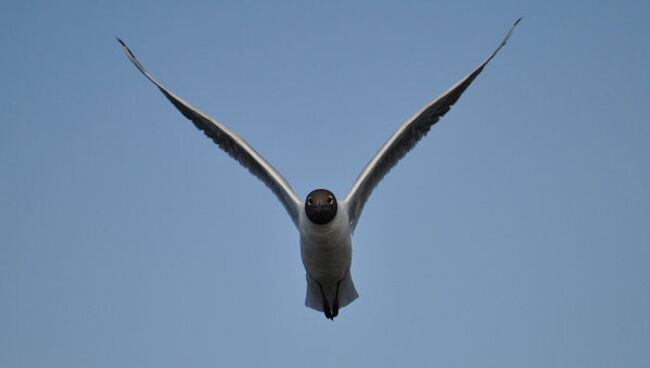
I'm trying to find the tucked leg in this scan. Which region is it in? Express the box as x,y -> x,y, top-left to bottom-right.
332,280 -> 342,318
317,282 -> 334,320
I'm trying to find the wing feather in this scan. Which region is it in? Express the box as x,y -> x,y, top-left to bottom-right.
345,18 -> 521,232
117,38 -> 302,227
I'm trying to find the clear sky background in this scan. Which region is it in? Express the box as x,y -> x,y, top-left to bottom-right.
1,1 -> 649,367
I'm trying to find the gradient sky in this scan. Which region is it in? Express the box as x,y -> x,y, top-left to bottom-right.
2,1 -> 649,367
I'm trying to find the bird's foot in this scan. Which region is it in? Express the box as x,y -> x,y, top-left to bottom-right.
331,280 -> 341,318
323,305 -> 335,320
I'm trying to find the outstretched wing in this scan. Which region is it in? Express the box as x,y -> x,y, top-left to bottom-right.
117,38 -> 302,227
345,18 -> 521,232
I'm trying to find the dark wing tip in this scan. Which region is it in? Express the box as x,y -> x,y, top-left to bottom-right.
486,17 -> 521,63
115,37 -> 150,78
115,37 -> 137,60
501,17 -> 522,47
115,36 -> 131,54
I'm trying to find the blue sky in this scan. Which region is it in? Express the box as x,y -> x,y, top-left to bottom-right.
1,1 -> 649,367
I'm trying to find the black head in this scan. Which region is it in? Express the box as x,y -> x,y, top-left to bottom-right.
305,189 -> 338,225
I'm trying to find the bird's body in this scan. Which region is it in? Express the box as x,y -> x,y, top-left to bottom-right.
299,201 -> 351,291
117,18 -> 520,320
299,199 -> 357,318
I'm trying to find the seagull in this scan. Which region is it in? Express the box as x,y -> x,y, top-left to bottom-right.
117,18 -> 520,320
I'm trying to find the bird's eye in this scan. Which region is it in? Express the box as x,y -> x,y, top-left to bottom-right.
328,196 -> 334,205
307,197 -> 312,206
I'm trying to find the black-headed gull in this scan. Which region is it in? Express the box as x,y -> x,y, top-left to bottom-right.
117,18 -> 520,320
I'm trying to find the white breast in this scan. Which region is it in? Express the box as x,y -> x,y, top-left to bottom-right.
298,201 -> 353,285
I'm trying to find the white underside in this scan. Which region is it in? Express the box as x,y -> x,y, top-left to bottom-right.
298,201 -> 358,311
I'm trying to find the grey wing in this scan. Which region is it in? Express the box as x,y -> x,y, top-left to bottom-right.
345,18 -> 521,232
117,38 -> 302,227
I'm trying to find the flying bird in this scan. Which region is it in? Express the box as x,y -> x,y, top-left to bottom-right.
117,18 -> 520,320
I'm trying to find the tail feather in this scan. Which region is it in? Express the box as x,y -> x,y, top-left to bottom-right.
305,272 -> 358,314
337,271 -> 359,309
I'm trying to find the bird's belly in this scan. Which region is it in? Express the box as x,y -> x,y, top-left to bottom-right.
300,231 -> 352,284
